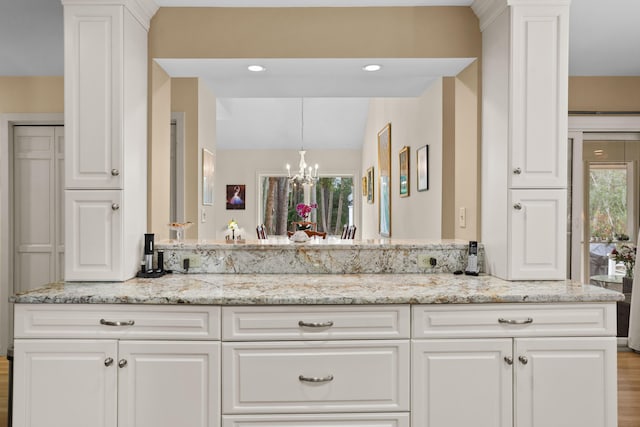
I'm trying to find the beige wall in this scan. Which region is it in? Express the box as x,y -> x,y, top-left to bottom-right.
569,77 -> 640,112
215,148 -> 362,239
149,62 -> 171,239
150,7 -> 481,59
171,78 -> 199,239
361,80 -> 443,240
0,77 -> 63,113
197,81 -> 217,239
442,77 -> 455,238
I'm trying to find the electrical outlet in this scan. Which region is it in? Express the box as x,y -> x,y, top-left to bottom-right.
417,254 -> 434,268
184,255 -> 202,268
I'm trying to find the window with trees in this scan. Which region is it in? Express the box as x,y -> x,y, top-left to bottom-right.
260,176 -> 354,236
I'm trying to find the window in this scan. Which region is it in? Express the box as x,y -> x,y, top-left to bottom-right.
260,175 -> 354,236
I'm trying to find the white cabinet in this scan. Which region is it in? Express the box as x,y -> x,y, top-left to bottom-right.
13,339 -> 118,427
412,304 -> 618,427
412,339 -> 513,427
12,305 -> 221,427
509,189 -> 567,280
63,3 -> 148,281
65,191 -> 122,281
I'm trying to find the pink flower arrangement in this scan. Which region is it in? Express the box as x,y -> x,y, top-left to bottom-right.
610,243 -> 637,278
296,203 -> 317,220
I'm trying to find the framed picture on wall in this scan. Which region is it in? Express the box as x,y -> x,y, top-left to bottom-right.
202,149 -> 214,205
417,145 -> 429,191
399,146 -> 410,197
362,176 -> 368,197
367,167 -> 375,204
378,123 -> 391,237
226,184 -> 246,210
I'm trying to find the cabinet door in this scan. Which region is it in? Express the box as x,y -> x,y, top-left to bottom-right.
514,337 -> 617,427
118,341 -> 220,427
412,339 -> 512,427
12,339 -> 117,427
509,189 -> 567,280
65,190 -> 122,281
64,5 -> 122,189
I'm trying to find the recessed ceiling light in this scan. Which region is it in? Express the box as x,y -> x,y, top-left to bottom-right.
247,65 -> 266,72
362,64 -> 382,72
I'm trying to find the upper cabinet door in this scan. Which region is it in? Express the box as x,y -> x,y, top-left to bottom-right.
64,5 -> 123,189
509,5 -> 569,189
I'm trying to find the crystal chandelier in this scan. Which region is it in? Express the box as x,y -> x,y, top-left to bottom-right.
286,99 -> 318,186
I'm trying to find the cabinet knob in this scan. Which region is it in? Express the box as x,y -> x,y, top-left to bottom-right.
504,356 -> 513,365
104,357 -> 114,367
112,203 -> 120,211
118,359 -> 128,368
513,203 -> 522,210
111,169 -> 120,176
513,167 -> 522,175
518,355 -> 529,365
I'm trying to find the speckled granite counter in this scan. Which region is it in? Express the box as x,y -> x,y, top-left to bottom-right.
155,238 -> 486,274
10,273 -> 624,305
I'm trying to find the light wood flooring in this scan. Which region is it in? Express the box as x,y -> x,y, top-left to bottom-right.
0,352 -> 639,426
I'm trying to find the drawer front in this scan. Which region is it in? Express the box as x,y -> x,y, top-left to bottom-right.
222,341 -> 410,414
412,303 -> 616,338
222,305 -> 410,341
14,304 -> 220,340
222,413 -> 410,427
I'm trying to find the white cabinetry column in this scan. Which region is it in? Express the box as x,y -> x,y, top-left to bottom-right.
63,0 -> 158,281
474,0 -> 570,280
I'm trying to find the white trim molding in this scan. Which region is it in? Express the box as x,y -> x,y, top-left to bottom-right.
61,0 -> 159,30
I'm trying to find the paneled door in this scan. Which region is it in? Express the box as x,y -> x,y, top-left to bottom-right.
13,126 -> 64,292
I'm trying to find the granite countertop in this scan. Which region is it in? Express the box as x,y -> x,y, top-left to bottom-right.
10,273 -> 624,305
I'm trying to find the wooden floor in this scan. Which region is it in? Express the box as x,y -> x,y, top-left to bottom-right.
0,352 -> 639,426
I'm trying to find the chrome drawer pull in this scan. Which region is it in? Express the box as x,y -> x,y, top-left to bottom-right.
100,319 -> 135,327
298,320 -> 334,328
299,374 -> 334,383
498,317 -> 533,325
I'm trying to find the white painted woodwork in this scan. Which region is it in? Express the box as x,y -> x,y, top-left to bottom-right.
480,1 -> 570,280
411,339 -> 513,427
65,190 -> 122,281
222,413 -> 410,427
509,4 -> 569,189
14,304 -> 221,340
222,340 -> 410,414
509,189 -> 567,280
63,3 -> 148,281
118,341 -> 220,427
222,305 -> 410,341
12,339 -> 118,427
13,127 -> 65,293
514,337 -> 617,427
412,303 -> 616,339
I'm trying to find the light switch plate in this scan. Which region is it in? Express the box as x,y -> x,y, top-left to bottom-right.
459,207 -> 466,228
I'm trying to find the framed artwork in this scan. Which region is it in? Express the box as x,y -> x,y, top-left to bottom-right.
226,184 -> 246,210
417,145 -> 429,191
378,123 -> 391,237
367,167 -> 375,204
362,176 -> 368,197
202,149 -> 214,205
399,146 -> 410,197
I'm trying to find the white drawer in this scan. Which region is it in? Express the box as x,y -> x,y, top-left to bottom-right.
222,305 -> 410,341
14,304 -> 220,340
222,413 -> 410,427
222,340 -> 410,414
412,303 -> 616,338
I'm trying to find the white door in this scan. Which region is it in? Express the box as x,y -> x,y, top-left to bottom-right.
509,189 -> 568,280
118,341 -> 220,427
411,339 -> 513,427
13,126 -> 64,292
514,337 -> 617,427
12,339 -> 118,427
